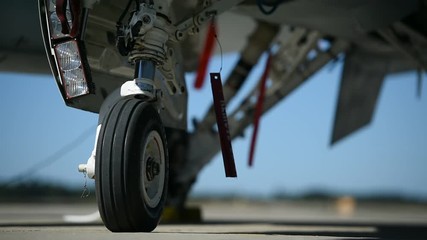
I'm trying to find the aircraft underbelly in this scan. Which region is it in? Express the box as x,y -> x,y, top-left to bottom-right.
236,0 -> 418,40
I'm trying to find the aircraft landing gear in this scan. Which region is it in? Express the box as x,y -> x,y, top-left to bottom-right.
95,98 -> 168,232
90,0 -> 243,231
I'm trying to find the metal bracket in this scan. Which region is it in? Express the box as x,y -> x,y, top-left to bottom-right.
125,4 -> 157,45
174,0 -> 245,41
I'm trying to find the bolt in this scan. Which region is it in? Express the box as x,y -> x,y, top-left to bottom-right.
156,90 -> 163,99
176,31 -> 184,40
146,157 -> 160,181
142,15 -> 151,24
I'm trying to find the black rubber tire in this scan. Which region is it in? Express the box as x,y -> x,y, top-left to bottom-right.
95,98 -> 168,232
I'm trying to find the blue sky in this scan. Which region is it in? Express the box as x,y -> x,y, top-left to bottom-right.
1,53 -> 426,199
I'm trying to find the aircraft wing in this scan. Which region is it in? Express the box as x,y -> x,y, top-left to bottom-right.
0,1 -> 49,74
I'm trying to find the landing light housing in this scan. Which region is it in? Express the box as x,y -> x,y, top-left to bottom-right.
40,0 -> 92,99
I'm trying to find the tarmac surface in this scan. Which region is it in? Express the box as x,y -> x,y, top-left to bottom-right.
1,199 -> 427,239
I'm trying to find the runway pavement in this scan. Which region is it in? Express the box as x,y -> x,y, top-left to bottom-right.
1,199 -> 427,239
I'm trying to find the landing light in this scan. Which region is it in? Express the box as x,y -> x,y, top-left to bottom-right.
55,41 -> 81,71
41,0 -> 92,99
54,40 -> 89,98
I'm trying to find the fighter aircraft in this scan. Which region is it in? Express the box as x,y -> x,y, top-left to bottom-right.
1,0 -> 426,233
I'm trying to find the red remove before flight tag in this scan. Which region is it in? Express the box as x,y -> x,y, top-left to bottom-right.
210,72 -> 237,178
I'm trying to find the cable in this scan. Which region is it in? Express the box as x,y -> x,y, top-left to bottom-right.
214,22 -> 224,74
2,124 -> 96,186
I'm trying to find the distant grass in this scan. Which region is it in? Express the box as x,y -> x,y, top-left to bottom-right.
191,189 -> 427,203
1,181 -> 426,204
0,181 -> 96,203
272,189 -> 427,203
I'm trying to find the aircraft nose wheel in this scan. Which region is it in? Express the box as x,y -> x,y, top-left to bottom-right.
141,131 -> 165,209
95,99 -> 168,232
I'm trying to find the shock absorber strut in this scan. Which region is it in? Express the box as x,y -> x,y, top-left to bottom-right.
133,59 -> 156,99
117,1 -> 172,99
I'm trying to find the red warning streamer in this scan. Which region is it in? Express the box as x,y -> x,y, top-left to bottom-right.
210,72 -> 237,177
56,0 -> 70,35
55,0 -> 81,38
248,53 -> 272,167
195,20 -> 217,89
69,0 -> 82,38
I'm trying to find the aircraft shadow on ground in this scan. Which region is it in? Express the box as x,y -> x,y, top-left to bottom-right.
195,220 -> 427,240
2,220 -> 427,239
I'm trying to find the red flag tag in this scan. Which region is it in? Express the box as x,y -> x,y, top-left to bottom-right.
210,72 -> 237,178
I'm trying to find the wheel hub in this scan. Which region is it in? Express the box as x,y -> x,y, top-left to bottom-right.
146,156 -> 160,181
141,130 -> 165,208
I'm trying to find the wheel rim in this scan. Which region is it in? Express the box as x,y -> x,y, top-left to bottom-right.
140,130 -> 165,208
